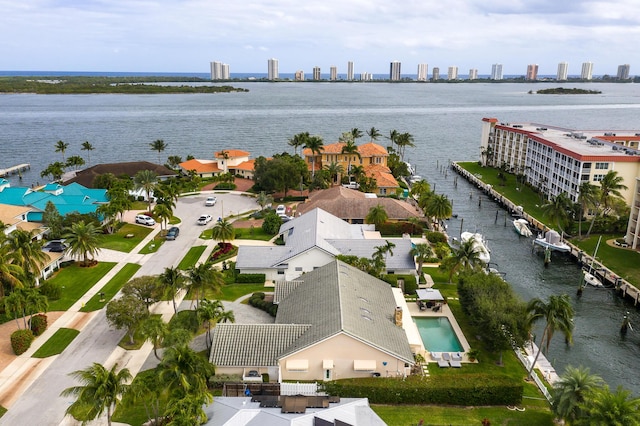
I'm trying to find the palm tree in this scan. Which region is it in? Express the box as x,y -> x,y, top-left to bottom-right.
0,242 -> 25,297
163,392 -> 212,425
387,129 -> 399,153
424,193 -> 452,228
587,170 -> 628,236
196,299 -> 235,351
541,192 -> 573,233
4,289 -> 28,329
65,155 -> 85,171
578,385 -> 640,425
153,203 -> 172,231
303,135 -> 324,178
577,182 -> 600,238
5,229 -> 48,286
256,191 -> 273,211
54,140 -> 69,162
367,127 -> 381,142
40,161 -> 66,181
340,139 -> 361,179
61,362 -> 132,426
81,141 -> 95,166
139,316 -> 168,360
149,139 -> 167,164
365,204 -> 388,229
350,127 -> 363,142
552,365 -> 604,422
158,345 -> 215,398
159,266 -> 185,313
411,243 -> 434,276
288,132 -> 310,155
395,132 -> 415,161
188,262 -> 223,309
167,155 -> 183,169
323,162 -> 345,186
211,218 -> 235,244
63,221 -> 101,266
447,237 -> 484,282
526,294 -> 574,378
134,170 -> 158,212
410,179 -> 431,198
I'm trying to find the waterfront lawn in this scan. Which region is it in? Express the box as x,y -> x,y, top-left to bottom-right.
372,404 -> 553,426
572,234 -> 640,286
99,223 -> 153,253
32,328 -> 80,358
47,262 -> 117,311
177,245 -> 207,270
80,263 -> 141,312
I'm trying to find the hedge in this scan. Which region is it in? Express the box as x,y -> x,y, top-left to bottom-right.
248,292 -> 277,317
382,274 -> 417,295
377,222 -> 424,236
11,329 -> 35,355
321,374 -> 522,406
235,273 -> 266,283
30,314 -> 48,336
425,231 -> 448,244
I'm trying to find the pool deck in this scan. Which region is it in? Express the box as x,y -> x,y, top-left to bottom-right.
392,288 -> 472,364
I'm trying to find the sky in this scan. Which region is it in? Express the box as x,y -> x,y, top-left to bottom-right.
2,0 -> 639,76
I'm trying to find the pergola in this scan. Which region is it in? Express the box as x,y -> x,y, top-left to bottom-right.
416,288 -> 444,301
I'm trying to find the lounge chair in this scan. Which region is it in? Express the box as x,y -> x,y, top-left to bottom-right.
449,360 -> 462,368
437,359 -> 450,368
451,352 -> 462,361
430,352 -> 441,361
442,352 -> 451,362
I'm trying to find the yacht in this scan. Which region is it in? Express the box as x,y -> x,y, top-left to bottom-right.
513,218 -> 533,237
533,230 -> 571,252
460,232 -> 491,264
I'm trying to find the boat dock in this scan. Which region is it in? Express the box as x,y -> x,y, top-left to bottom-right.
451,161 -> 640,307
0,163 -> 30,177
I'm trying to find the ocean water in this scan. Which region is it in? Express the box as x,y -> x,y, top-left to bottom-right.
1,81 -> 640,393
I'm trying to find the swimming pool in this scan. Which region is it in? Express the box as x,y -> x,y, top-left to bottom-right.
413,317 -> 464,352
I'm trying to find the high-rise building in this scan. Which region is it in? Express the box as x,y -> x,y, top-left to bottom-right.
557,62 -> 569,81
491,64 -> 503,80
313,66 -> 321,81
432,67 -> 440,81
210,61 -> 223,80
447,66 -> 458,80
330,66 -> 337,81
267,58 -> 279,81
347,61 -> 354,81
294,70 -> 305,81
417,63 -> 428,81
581,62 -> 594,80
617,64 -> 631,80
360,72 -> 373,81
389,61 -> 401,81
221,63 -> 230,80
526,64 -> 539,80
468,68 -> 478,80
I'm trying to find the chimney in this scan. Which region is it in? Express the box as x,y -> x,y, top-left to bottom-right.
394,306 -> 403,327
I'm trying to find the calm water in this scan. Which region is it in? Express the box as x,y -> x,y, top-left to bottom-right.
414,317 -> 464,353
1,82 -> 640,393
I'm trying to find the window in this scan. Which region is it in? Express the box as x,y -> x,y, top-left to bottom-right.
595,162 -> 609,170
295,267 -> 303,272
582,163 -> 592,169
593,174 -> 605,182
277,269 -> 285,275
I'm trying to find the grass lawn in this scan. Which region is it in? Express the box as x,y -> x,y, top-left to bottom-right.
219,283 -> 267,301
117,314 -> 161,350
571,234 -> 640,286
112,369 -> 167,426
32,328 -> 80,358
177,245 -> 207,270
233,226 -> 273,241
98,223 -> 153,253
47,262 -> 117,311
138,234 -> 165,254
372,404 -> 553,425
0,405 -> 6,418
80,263 -> 141,312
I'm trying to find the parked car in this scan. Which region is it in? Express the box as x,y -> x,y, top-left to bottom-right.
44,240 -> 67,252
275,204 -> 286,215
166,226 -> 180,240
205,196 -> 217,206
279,214 -> 292,223
197,214 -> 213,225
246,370 -> 260,377
135,214 -> 156,226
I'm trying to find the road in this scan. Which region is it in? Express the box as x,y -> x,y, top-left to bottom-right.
0,192 -> 259,426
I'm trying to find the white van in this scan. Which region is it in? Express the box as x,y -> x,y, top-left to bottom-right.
135,214 -> 156,226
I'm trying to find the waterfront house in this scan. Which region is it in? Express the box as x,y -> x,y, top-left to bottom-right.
63,161 -> 177,188
179,149 -> 257,179
235,207 -> 416,281
209,260 -> 414,382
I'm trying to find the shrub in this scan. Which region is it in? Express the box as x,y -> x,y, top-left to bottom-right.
425,231 -> 447,244
169,310 -> 200,333
215,182 -> 236,190
248,292 -> 277,317
11,329 -> 35,355
210,242 -> 238,262
382,275 -> 417,295
262,212 -> 281,235
30,314 -> 48,336
377,221 -> 424,236
209,374 -> 242,388
39,280 -> 62,300
235,274 -> 266,283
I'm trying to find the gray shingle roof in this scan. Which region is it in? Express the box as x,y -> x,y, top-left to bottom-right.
327,238 -> 416,271
209,324 -> 311,366
273,280 -> 303,304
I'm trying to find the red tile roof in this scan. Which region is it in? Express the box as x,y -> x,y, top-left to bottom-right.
215,149 -> 250,158
179,159 -> 221,173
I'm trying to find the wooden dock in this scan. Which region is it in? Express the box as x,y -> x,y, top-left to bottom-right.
0,163 -> 30,177
450,161 -> 640,307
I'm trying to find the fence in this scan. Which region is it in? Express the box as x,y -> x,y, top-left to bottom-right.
280,382 -> 319,396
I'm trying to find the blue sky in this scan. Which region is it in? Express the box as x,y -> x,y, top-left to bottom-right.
2,0 -> 639,75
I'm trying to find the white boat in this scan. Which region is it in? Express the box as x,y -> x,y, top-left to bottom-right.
583,270 -> 604,288
513,218 -> 533,237
533,230 -> 571,252
461,232 -> 490,264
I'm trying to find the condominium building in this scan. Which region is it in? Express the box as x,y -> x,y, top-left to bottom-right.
313,66 -> 321,81
627,178 -> 640,249
294,70 -> 305,81
617,64 -> 631,80
479,118 -> 640,208
360,72 -> 373,81
491,64 -> 503,80
526,64 -> 539,80
432,67 -> 440,81
267,58 -> 279,81
389,61 -> 401,81
330,66 -> 337,81
581,62 -> 594,80
210,61 -> 227,80
557,62 -> 569,81
468,68 -> 478,80
221,64 -> 230,80
347,61 -> 354,81
417,63 -> 428,81
447,66 -> 458,80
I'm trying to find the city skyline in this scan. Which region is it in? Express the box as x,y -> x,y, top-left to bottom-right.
1,1 -> 639,75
